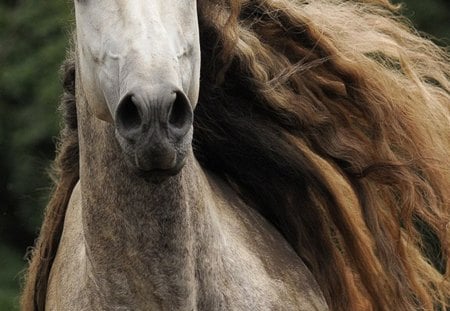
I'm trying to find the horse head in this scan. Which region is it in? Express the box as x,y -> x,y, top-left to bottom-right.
74,0 -> 201,177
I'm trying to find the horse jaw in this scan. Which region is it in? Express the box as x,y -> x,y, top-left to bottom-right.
74,0 -> 201,123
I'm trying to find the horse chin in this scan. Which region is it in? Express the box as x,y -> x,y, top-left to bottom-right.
140,169 -> 183,184
134,159 -> 186,184
121,148 -> 188,183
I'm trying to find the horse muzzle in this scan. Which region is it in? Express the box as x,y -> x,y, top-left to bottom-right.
114,85 -> 193,177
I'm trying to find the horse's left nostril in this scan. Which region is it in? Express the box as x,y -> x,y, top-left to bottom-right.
116,94 -> 142,133
168,92 -> 193,132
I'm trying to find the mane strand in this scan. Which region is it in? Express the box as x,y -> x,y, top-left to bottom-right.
20,58 -> 79,311
195,0 -> 450,310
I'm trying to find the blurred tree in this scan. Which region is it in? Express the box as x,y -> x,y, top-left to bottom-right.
395,0 -> 450,44
0,1 -> 71,249
0,1 -> 71,307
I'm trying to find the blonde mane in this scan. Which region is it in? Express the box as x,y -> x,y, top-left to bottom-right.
22,0 -> 449,310
196,0 -> 450,309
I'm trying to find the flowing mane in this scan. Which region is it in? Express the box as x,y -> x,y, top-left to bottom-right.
22,0 -> 449,310
21,56 -> 79,311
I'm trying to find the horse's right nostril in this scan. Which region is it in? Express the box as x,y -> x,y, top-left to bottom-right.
116,94 -> 142,133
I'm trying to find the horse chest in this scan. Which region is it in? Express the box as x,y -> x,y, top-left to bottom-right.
46,182 -> 327,311
48,237 -> 327,311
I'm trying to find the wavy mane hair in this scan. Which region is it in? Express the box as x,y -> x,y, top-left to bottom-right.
22,0 -> 450,310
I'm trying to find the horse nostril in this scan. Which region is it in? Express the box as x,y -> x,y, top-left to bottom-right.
168,92 -> 193,131
116,89 -> 192,142
116,94 -> 142,132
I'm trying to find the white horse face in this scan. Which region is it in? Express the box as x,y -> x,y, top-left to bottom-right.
74,0 -> 200,177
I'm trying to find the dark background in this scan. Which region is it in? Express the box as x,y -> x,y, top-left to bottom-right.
0,0 -> 448,309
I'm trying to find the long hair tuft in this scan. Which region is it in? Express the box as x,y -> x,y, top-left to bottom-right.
20,54 -> 79,311
194,0 -> 450,310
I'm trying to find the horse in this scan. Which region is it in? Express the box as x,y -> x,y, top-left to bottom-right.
21,0 -> 450,310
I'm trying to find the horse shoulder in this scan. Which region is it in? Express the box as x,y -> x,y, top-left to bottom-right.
205,174 -> 329,311
46,181 -> 90,310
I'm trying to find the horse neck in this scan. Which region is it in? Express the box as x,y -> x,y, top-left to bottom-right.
76,95 -> 213,308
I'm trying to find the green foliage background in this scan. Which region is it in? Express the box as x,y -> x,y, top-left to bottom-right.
0,0 -> 448,309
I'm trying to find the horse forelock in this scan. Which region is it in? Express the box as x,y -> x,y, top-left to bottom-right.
22,0 -> 450,310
